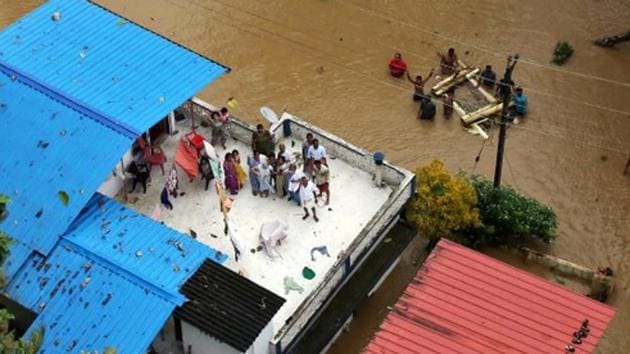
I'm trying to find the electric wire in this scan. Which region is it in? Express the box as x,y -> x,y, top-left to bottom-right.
160,0 -> 629,156
337,0 -> 630,89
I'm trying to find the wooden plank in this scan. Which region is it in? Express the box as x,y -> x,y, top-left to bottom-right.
453,101 -> 466,118
462,102 -> 503,125
434,68 -> 480,96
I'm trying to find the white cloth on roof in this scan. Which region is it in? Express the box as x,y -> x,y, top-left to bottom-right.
260,220 -> 289,259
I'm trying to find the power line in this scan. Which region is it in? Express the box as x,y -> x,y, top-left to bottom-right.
198,0 -> 630,117
160,0 -> 628,156
336,0 -> 630,89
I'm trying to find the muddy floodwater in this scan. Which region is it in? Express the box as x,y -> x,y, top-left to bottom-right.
2,0 -> 629,352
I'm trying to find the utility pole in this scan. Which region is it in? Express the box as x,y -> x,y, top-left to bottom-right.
493,54 -> 519,188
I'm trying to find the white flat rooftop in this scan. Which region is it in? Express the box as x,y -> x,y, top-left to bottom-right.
122,125 -> 393,335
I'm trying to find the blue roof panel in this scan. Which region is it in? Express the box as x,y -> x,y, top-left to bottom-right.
0,0 -> 228,133
64,194 -> 228,294
1,240 -> 33,280
9,242 -> 175,353
0,72 -> 131,255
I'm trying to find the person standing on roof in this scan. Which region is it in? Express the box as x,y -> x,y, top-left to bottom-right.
299,176 -> 320,222
210,108 -> 229,149
302,133 -> 314,162
313,160 -> 330,205
389,52 -> 408,77
406,68 -> 434,101
438,48 -> 458,74
252,124 -> 274,157
307,139 -> 327,174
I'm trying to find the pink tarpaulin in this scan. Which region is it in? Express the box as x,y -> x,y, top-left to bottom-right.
175,139 -> 199,180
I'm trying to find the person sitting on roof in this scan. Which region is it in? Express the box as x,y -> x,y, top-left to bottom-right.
479,65 -> 497,88
389,52 -> 408,77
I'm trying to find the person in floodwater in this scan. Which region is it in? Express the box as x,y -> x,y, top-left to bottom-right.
512,87 -> 528,117
438,48 -> 458,75
389,52 -> 408,77
418,96 -> 436,120
480,65 -> 497,88
443,88 -> 454,119
406,68 -> 434,101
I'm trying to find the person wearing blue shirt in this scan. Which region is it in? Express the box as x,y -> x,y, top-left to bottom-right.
513,87 -> 528,116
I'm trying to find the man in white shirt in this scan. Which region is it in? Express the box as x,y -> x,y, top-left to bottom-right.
298,176 -> 320,222
306,139 -> 327,175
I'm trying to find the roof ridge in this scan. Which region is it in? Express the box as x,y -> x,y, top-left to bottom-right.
0,60 -> 138,139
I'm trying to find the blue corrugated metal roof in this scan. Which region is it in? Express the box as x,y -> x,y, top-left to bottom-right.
0,71 -> 131,255
10,241 -> 176,353
64,194 -> 228,294
0,0 -> 228,134
2,240 -> 33,280
6,194 -> 227,353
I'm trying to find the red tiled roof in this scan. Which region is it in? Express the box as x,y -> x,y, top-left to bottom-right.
364,239 -> 616,354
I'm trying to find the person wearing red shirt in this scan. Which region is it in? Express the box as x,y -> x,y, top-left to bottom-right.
389,52 -> 407,77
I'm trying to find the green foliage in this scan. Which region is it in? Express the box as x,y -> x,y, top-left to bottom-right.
406,160 -> 481,240
0,197 -> 44,354
463,175 -> 557,247
552,41 -> 574,65
57,191 -> 70,206
0,309 -> 43,354
0,194 -> 9,221
0,231 -> 12,268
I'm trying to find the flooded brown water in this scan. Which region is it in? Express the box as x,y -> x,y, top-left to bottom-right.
2,0 -> 629,352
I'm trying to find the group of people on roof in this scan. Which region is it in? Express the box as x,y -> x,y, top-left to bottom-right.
247,125 -> 330,222
124,106 -> 331,223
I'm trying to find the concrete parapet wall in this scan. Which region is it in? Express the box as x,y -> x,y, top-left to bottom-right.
187,99 -> 415,353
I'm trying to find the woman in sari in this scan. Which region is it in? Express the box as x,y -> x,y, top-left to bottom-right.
223,153 -> 239,195
248,151 -> 262,196
232,149 -> 247,188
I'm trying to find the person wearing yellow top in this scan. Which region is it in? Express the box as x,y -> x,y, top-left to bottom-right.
232,149 -> 247,188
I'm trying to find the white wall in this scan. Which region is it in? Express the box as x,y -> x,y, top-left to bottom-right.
248,321 -> 273,354
181,321 -> 274,354
182,321 -> 240,354
97,148 -> 133,198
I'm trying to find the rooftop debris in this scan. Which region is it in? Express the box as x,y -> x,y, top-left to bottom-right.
283,276 -> 304,295
302,267 -> 316,280
58,191 -> 70,206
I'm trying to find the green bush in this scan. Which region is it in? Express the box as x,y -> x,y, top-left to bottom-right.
552,41 -> 574,65
0,196 -> 43,353
462,175 -> 557,248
